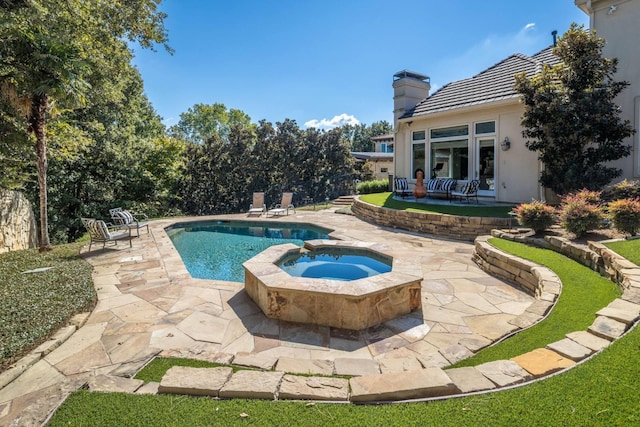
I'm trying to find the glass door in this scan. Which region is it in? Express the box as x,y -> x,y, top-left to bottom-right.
475,138 -> 495,196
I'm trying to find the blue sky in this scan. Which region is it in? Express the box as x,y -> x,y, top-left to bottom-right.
132,0 -> 588,130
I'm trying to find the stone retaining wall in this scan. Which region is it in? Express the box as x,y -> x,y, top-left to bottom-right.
489,229 -> 639,290
473,235 -> 561,300
351,197 -> 511,241
0,189 -> 38,253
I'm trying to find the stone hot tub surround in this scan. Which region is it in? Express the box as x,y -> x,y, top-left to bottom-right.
243,240 -> 423,330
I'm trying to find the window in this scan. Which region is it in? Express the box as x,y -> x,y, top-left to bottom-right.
475,121 -> 495,135
381,167 -> 388,173
380,143 -> 387,152
430,125 -> 468,139
412,143 -> 426,178
412,130 -> 426,177
430,140 -> 468,180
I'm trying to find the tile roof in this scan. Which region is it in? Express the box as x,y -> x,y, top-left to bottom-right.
351,152 -> 394,161
402,46 -> 561,119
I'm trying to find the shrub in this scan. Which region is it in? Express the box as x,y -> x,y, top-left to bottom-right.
512,200 -> 556,233
603,179 -> 640,201
569,188 -> 602,204
608,198 -> 640,236
357,179 -> 389,194
558,191 -> 604,238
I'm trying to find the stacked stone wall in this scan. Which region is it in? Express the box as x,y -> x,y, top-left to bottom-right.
352,198 -> 511,241
0,189 -> 38,253
489,229 -> 638,289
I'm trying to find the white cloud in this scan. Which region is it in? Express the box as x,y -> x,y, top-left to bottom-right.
431,23 -> 546,89
304,113 -> 360,129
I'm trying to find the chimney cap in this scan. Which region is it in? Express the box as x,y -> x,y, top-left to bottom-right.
394,70 -> 430,83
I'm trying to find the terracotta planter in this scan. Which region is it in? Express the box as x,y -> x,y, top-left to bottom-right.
413,170 -> 426,199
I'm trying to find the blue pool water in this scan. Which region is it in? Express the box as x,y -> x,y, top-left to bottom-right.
166,221 -> 331,282
278,249 -> 392,281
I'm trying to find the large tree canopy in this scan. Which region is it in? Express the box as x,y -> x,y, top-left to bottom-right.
169,103 -> 253,144
0,0 -> 170,250
514,23 -> 635,195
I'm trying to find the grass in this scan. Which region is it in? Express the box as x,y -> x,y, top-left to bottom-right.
4,222 -> 636,424
359,192 -> 514,217
135,358 -> 253,383
450,238 -> 620,367
605,238 -> 640,265
0,242 -> 96,369
47,323 -> 640,426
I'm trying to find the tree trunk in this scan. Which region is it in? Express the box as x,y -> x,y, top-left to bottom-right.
31,93 -> 52,252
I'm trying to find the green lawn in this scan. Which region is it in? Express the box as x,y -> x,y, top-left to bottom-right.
45,237 -> 639,426
605,238 -> 640,265
359,192 -> 514,217
47,324 -> 640,426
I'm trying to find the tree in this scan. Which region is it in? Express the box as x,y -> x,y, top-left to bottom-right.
169,103 -> 252,144
0,0 -> 170,250
514,23 -> 635,195
338,120 -> 393,152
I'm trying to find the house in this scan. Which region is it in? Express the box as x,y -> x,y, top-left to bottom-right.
392,0 -> 640,203
372,133 -> 394,153
352,133 -> 395,181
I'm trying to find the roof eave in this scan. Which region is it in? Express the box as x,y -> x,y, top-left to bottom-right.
400,97 -> 522,122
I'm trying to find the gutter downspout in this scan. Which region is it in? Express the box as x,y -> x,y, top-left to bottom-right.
586,0 -> 595,28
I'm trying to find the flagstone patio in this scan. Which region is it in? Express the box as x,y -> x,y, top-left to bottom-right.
0,209 -> 541,423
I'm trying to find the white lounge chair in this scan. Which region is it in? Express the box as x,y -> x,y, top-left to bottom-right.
247,192 -> 266,216
267,192 -> 295,217
81,217 -> 132,252
109,207 -> 149,236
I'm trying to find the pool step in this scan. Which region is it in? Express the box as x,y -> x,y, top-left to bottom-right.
333,195 -> 356,206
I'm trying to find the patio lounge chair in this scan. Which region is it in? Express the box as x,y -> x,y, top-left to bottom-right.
267,192 -> 295,217
451,179 -> 480,204
81,217 -> 132,252
394,177 -> 410,198
109,207 -> 149,237
247,192 -> 266,216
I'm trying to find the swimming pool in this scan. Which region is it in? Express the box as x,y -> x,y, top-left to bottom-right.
278,248 -> 392,281
166,220 -> 331,282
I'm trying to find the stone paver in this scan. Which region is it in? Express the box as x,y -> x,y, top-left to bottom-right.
565,331 -> 611,352
333,358 -> 380,376
219,370 -> 284,400
596,299 -> 640,324
445,367 -> 496,393
511,348 -> 575,378
3,210 -> 631,423
158,366 -> 232,397
274,357 -> 334,376
546,338 -> 593,361
475,360 -> 532,387
350,368 -> 458,402
278,375 -> 349,401
377,357 -> 423,373
88,375 -> 144,393
588,316 -> 628,341
232,352 -> 278,370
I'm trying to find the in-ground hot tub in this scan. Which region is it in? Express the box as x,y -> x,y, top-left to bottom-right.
278,246 -> 392,280
243,240 -> 423,330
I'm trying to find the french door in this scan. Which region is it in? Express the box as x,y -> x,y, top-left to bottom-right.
475,138 -> 495,196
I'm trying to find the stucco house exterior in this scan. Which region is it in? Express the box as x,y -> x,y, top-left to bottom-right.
352,133 -> 394,181
392,0 -> 639,203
